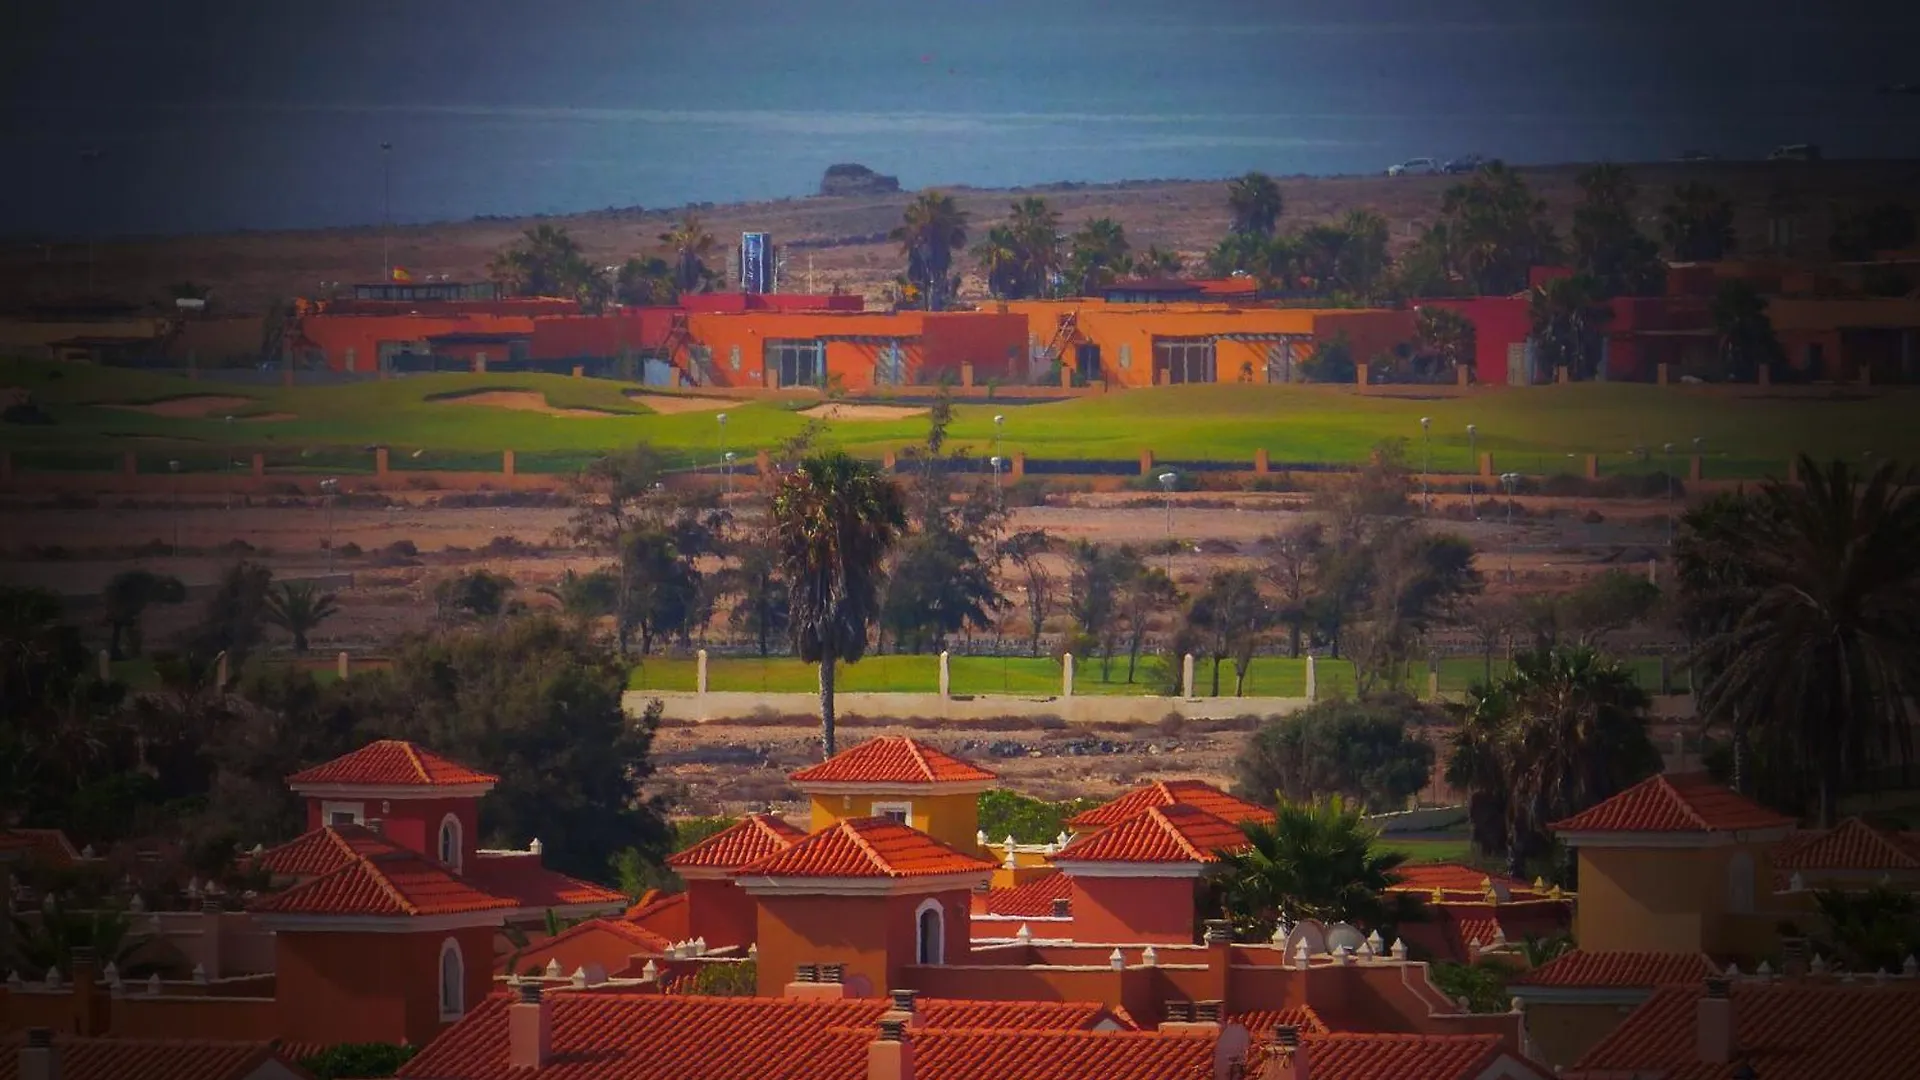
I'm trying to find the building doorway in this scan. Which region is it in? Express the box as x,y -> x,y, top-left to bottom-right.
1153,337 -> 1217,384
1074,343 -> 1102,383
766,339 -> 825,388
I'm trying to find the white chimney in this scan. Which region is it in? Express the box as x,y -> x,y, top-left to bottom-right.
869,1018 -> 914,1080
19,1028 -> 58,1080
509,982 -> 552,1069
1697,977 -> 1736,1064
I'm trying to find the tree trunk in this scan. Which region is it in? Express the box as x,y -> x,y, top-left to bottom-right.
818,655 -> 838,758
1126,636 -> 1142,683
1730,721 -> 1750,796
1210,656 -> 1222,697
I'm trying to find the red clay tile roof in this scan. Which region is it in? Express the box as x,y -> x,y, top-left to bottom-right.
1572,982 -> 1920,1080
0,828 -> 80,866
1281,1033 -> 1544,1080
468,853 -> 628,909
623,891 -> 690,941
397,993 -> 1156,1080
666,814 -> 807,870
1231,1005 -> 1330,1039
0,1036 -> 307,1080
1053,804 -> 1252,864
1550,773 -> 1796,834
1513,949 -> 1720,989
502,918 -> 674,977
1389,863 -> 1541,897
256,824 -> 401,877
1771,818 -> 1920,872
982,871 -> 1074,917
287,739 -> 498,788
252,845 -> 515,918
738,817 -> 994,879
1067,780 -> 1275,831
788,736 -> 997,786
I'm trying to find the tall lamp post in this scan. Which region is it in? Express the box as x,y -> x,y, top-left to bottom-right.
715,412 -> 728,476
992,413 -> 1006,461
990,455 -> 1003,506
1663,442 -> 1677,546
319,478 -> 340,573
1419,416 -> 1432,515
380,142 -> 394,282
1465,424 -> 1479,519
1158,471 -> 1178,577
722,451 -> 736,497
1500,472 -> 1520,582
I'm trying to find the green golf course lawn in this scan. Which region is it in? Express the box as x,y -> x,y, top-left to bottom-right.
627,654 -> 1688,698
5,358 -> 1916,477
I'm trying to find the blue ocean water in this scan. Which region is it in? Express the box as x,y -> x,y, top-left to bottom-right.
2,0 -> 1915,237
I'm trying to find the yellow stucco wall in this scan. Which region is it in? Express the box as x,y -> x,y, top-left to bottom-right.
1524,1001 -> 1645,1069
1574,843 -> 1780,956
807,790 -> 982,853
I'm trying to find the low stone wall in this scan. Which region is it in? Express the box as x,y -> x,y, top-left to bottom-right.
1363,804 -> 1469,834
622,689 -> 1313,724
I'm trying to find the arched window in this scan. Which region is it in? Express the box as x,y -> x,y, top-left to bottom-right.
915,898 -> 944,966
1727,850 -> 1755,914
438,938 -> 465,1020
438,814 -> 462,872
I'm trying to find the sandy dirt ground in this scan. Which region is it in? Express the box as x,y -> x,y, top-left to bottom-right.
436,390 -> 617,417
627,393 -> 735,414
799,403 -> 929,421
101,395 -> 256,418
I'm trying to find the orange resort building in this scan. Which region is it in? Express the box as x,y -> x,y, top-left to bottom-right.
6,741 -> 1919,1079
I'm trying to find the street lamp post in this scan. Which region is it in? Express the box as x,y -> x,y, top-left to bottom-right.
722,451 -> 736,497
990,455 -> 1003,506
380,142 -> 394,282
716,412 -> 728,478
1500,472 -> 1520,582
1419,416 -> 1432,515
1466,424 -> 1479,519
992,413 -> 1006,465
1663,442 -> 1677,546
1158,471 -> 1177,577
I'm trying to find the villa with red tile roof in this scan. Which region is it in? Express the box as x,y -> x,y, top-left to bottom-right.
1768,816 -> 1920,890
790,737 -> 998,855
1049,803 -> 1253,944
1065,779 -> 1275,834
0,1030 -> 313,1080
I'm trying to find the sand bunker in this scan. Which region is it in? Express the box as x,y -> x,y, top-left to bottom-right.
437,391 -> 617,418
104,395 -> 256,418
626,393 -> 737,415
800,403 -> 928,421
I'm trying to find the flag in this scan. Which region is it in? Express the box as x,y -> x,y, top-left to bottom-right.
391,267 -> 411,282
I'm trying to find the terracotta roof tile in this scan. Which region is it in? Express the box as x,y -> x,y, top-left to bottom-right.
666,814 -> 807,870
1513,949 -> 1720,988
503,918 -> 674,977
468,853 -> 627,909
0,1036 -> 305,1080
252,846 -> 515,918
1279,1032 -> 1540,1080
397,993 -> 1158,1080
1389,863 -> 1541,898
738,817 -> 994,879
1053,804 -> 1252,864
0,828 -> 80,866
287,740 -> 498,789
1550,773 -> 1796,834
982,871 -> 1074,917
1067,780 -> 1275,831
788,736 -> 996,786
1572,982 -> 1920,1080
256,824 -> 401,878
1231,1005 -> 1330,1039
1771,818 -> 1920,872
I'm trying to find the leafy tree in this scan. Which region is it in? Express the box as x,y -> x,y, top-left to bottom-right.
298,1044 -> 417,1080
263,579 -> 340,653
1812,885 -> 1919,972
1527,275 -> 1611,381
1298,331 -> 1355,384
672,816 -> 739,851
102,569 -> 185,660
538,567 -> 620,625
565,445 -> 672,651
1001,530 -> 1055,657
977,790 -> 1101,845
184,561 -> 275,668
1412,306 -> 1476,382
1425,162 -> 1561,296
1211,795 -> 1415,941
1227,172 -> 1284,238
1710,279 -> 1785,382
722,542 -> 790,657
659,214 -> 719,294
1570,164 -> 1665,298
614,255 -> 679,306
487,224 -> 603,305
1429,962 -> 1511,1013
881,397 -> 1008,653
1066,541 -> 1130,669
1116,556 -> 1178,683
1554,569 -> 1661,648
773,452 -> 907,756
1186,569 -> 1271,696
1446,646 -> 1661,875
689,959 -> 758,996
433,569 -> 516,621
1660,182 -> 1737,261
1238,697 -> 1438,811
1261,523 -> 1326,657
892,191 -> 969,310
1830,202 -> 1917,262
1067,217 -> 1131,296
1332,210 -> 1392,301
1687,457 -> 1920,825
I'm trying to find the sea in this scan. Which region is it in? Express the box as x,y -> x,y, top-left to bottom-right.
2,0 -> 1915,238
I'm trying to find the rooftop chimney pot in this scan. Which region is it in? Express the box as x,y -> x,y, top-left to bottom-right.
878,1019 -> 907,1042
20,1028 -> 57,1080
1697,979 -> 1737,1064
1274,1024 -> 1300,1048
26,1029 -> 52,1049
508,977 -> 552,1069
1165,1000 -> 1194,1022
1050,898 -> 1070,918
796,964 -> 819,984
888,989 -> 917,1014
820,963 -> 845,984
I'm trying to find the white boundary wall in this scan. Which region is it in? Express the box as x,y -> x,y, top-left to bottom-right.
622,690 -> 1315,724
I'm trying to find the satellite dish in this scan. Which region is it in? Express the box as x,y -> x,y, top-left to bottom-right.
1282,920 -> 1327,958
1325,922 -> 1366,956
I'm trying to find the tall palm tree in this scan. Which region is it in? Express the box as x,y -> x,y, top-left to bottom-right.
1334,210 -> 1392,300
1212,795 -> 1413,940
488,224 -> 589,297
1297,224 -> 1350,295
891,192 -> 970,310
972,225 -> 1024,300
1068,217 -> 1131,296
658,215 -> 717,295
262,580 -> 340,654
1446,646 -> 1661,876
1008,196 -> 1063,296
1710,279 -> 1785,382
1413,306 -> 1476,381
1527,275 -> 1611,381
102,570 -> 185,660
1689,457 -> 1920,826
1227,172 -> 1284,238
771,452 -> 906,756
538,567 -> 619,625
1660,182 -> 1738,262
1136,245 -> 1184,277
1206,231 -> 1269,278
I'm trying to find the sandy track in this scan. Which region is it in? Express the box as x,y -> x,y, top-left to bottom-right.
800,403 -> 927,421
435,390 -> 617,417
627,393 -> 736,414
102,395 -> 256,418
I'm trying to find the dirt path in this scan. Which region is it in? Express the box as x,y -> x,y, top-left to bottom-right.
799,403 -> 927,421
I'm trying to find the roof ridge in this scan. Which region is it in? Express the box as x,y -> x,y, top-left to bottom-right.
901,737 -> 934,782
1661,773 -> 1715,831
352,846 -> 421,915
1155,806 -> 1210,861
844,818 -> 896,874
399,740 -> 429,784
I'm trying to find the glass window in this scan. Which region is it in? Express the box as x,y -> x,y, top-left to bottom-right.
438,815 -> 462,871
916,902 -> 944,965
1154,337 -> 1217,384
439,939 -> 465,1019
765,339 -> 825,387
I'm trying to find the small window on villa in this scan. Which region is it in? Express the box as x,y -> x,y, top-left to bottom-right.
323,801 -> 364,827
438,814 -> 463,872
872,801 -> 912,825
329,812 -> 355,826
915,899 -> 945,966
1727,851 -> 1755,914
439,938 -> 465,1020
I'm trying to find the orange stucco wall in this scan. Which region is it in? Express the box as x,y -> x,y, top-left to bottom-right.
1066,875 -> 1202,944
1573,843 -> 1778,957
687,878 -> 759,950
275,926 -> 495,1048
753,889 -> 972,998
303,795 -> 481,869
682,311 -> 1025,390
1523,1000 -> 1645,1069
502,923 -> 661,980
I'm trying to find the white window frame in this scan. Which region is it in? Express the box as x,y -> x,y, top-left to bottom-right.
914,898 -> 945,966
438,937 -> 465,1020
871,801 -> 913,825
438,813 -> 463,872
322,801 -> 365,826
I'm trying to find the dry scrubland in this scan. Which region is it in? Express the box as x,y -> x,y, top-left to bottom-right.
9,160 -> 1919,311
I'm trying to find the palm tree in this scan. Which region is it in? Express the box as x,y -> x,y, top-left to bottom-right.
1008,196 -> 1064,297
1206,232 -> 1269,278
1227,172 -> 1284,238
972,225 -> 1024,300
615,256 -> 679,306
1334,210 -> 1392,300
1212,795 -> 1413,941
891,192 -> 969,310
4,898 -> 155,977
1067,218 -> 1131,296
262,580 -> 340,653
538,567 -> 619,625
1413,306 -> 1477,381
488,224 -> 588,297
1297,224 -> 1350,295
1527,275 -> 1611,381
771,452 -> 906,756
658,215 -> 717,295
101,570 -> 186,660
1710,279 -> 1785,382
1136,246 -> 1184,277
1661,182 -> 1738,262
1688,457 -> 1920,826
1446,646 -> 1661,876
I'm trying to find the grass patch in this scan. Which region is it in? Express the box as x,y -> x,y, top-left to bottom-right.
1377,836 -> 1481,866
